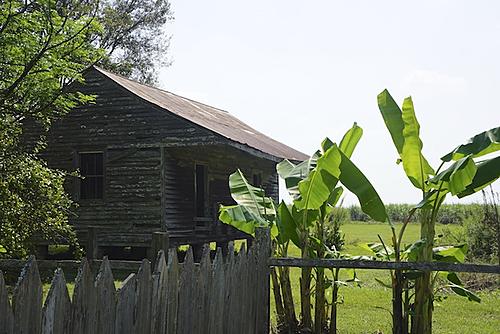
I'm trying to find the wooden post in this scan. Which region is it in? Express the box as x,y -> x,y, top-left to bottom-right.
255,227 -> 271,334
86,227 -> 97,261
150,232 -> 170,265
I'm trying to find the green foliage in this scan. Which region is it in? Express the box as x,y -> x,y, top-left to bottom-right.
96,0 -> 174,84
464,188 -> 499,262
349,203 -> 484,225
377,89 -> 499,333
0,152 -> 77,258
0,0 -> 105,258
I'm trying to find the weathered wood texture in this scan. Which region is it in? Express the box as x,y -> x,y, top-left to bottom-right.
269,258 -> 500,273
23,68 -> 280,249
2,229 -> 272,333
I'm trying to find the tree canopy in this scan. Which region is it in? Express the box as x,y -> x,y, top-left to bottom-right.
0,0 -> 173,257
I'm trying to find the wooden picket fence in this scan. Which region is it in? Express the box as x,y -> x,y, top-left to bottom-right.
0,229 -> 271,334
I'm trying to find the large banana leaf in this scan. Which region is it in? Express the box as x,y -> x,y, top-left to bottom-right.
428,156 -> 477,195
337,149 -> 389,223
441,126 -> 500,162
339,122 -> 363,159
378,90 -> 434,190
295,145 -> 342,210
400,97 -> 435,189
377,89 -> 405,154
277,201 -> 301,247
276,151 -> 320,200
457,156 -> 500,198
219,204 -> 266,235
228,169 -> 275,217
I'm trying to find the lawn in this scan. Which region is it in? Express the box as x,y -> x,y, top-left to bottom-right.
270,222 -> 500,333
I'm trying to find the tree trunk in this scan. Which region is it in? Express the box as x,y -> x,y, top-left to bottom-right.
392,270 -> 404,334
279,266 -> 298,331
314,267 -> 326,333
329,269 -> 340,334
413,209 -> 434,334
271,267 -> 287,329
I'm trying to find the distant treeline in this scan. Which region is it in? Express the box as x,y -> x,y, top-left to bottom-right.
347,203 -> 484,225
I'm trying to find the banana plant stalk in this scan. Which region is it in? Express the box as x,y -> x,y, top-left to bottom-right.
378,89 -> 500,333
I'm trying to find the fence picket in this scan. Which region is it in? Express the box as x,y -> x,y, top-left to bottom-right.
208,247 -> 224,334
42,268 -> 71,334
166,248 -> 179,334
151,250 -> 168,334
12,256 -> 42,334
194,245 -> 211,334
135,259 -> 152,334
178,247 -> 195,334
0,271 -> 14,334
71,258 -> 96,334
95,257 -> 116,334
223,242 -> 235,334
115,273 -> 136,334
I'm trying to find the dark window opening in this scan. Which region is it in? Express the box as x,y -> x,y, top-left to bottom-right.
80,152 -> 104,199
195,164 -> 208,217
253,172 -> 262,187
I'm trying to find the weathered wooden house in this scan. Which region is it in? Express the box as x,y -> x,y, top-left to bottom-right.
30,66 -> 307,257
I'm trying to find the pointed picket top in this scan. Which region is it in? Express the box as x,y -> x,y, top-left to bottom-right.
239,242 -> 247,257
208,247 -> 225,334
71,257 -> 96,334
13,256 -> 42,334
95,256 -> 116,334
200,245 -> 211,270
154,249 -> 167,274
167,248 -> 179,269
228,241 -> 235,260
115,273 -> 136,334
178,247 -> 195,334
0,271 -> 14,334
42,268 -> 71,334
166,248 -> 179,334
135,259 -> 152,334
152,250 -> 168,334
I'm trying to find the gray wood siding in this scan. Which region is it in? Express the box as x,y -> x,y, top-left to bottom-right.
22,69 -> 281,247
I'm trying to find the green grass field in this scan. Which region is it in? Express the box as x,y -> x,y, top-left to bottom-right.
271,222 -> 500,333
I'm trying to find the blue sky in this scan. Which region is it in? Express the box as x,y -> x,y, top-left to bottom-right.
159,0 -> 499,204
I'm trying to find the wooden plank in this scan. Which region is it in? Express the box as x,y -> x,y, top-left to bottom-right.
151,250 -> 168,334
238,243 -> 249,334
255,228 -> 271,334
115,273 -> 136,334
194,245 -> 211,334
269,258 -> 500,273
135,259 -> 152,334
71,258 -> 96,334
12,256 -> 42,334
0,271 -> 14,334
95,257 -> 117,334
208,247 -> 224,334
166,249 -> 179,334
246,244 -> 257,334
177,247 -> 195,334
0,258 -> 142,273
222,243 -> 234,334
42,269 -> 71,334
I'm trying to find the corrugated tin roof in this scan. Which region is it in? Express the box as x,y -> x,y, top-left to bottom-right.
94,66 -> 308,162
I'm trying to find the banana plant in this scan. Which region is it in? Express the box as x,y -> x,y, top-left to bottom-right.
377,89 -> 500,334
277,123 -> 388,332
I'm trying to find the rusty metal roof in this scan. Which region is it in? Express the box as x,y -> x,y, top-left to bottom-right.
94,67 -> 308,162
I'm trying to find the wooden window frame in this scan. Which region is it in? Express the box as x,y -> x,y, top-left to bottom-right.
78,151 -> 105,201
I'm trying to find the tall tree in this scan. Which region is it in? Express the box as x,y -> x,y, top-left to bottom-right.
96,0 -> 174,84
0,0 -> 173,257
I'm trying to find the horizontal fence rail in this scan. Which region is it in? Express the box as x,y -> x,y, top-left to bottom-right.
269,258 -> 500,274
